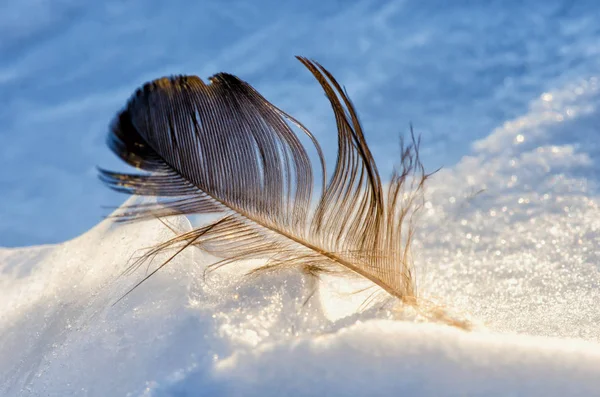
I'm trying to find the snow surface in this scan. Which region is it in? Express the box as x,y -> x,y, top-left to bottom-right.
2,75 -> 600,396
3,0 -> 600,395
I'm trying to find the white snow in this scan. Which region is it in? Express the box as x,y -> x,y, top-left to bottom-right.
3,1 -> 600,394
2,75 -> 600,396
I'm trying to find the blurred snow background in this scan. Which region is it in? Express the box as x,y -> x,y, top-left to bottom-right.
2,0 -> 600,247
2,0 -> 600,396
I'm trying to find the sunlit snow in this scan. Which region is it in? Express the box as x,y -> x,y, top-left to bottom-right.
2,1 -> 600,396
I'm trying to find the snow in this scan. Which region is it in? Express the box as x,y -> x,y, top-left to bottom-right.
415,76 -> 600,341
211,322 -> 600,397
2,76 -> 600,396
3,0 -> 600,395
4,0 -> 600,247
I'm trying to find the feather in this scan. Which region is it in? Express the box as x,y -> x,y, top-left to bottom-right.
99,56 -> 431,313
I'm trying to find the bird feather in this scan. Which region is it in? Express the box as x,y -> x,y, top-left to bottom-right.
99,56 -> 431,311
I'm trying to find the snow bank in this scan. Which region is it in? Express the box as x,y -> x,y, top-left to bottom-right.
3,206 -> 600,397
208,321 -> 600,397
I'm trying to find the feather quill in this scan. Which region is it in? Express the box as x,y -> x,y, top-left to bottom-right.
99,56 -> 432,314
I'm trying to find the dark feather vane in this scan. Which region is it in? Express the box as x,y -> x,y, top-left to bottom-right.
99,56 -> 431,310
